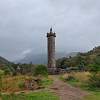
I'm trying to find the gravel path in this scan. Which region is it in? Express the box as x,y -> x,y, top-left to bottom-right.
50,76 -> 88,100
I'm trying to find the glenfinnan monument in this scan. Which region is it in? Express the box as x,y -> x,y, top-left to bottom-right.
47,28 -> 57,74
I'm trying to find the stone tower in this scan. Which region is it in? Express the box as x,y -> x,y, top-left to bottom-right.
47,28 -> 56,74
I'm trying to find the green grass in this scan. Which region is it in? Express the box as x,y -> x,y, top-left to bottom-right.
67,79 -> 79,86
60,75 -> 80,87
84,92 -> 100,100
1,91 -> 59,100
40,78 -> 53,88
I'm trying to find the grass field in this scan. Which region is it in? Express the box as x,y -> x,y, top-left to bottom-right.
1,91 -> 59,100
1,75 -> 53,92
1,75 -> 32,92
0,75 -> 57,100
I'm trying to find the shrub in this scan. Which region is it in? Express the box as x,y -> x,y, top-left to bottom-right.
89,72 -> 100,88
18,81 -> 25,89
4,69 -> 11,75
66,76 -> 75,81
65,75 -> 79,82
88,64 -> 100,73
0,70 -> 4,76
33,65 -> 48,77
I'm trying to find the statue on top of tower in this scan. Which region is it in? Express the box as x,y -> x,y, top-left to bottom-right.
50,27 -> 52,33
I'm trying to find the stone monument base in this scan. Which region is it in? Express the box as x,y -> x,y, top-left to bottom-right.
48,67 -> 58,75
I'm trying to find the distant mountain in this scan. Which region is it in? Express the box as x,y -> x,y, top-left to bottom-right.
0,56 -> 10,65
0,56 -> 10,70
0,56 -> 16,75
16,53 -> 47,64
15,52 -> 78,64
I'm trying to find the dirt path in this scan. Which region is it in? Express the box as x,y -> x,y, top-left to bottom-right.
49,75 -> 88,100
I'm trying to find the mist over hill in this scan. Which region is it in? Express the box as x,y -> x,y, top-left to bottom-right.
15,52 -> 77,64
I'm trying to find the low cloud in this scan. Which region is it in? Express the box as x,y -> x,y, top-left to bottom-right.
22,49 -> 32,56
0,0 -> 100,61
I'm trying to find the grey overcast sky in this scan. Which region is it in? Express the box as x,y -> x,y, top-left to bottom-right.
0,0 -> 100,61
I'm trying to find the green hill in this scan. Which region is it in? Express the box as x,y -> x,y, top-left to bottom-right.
0,56 -> 16,75
57,46 -> 100,69
0,56 -> 10,65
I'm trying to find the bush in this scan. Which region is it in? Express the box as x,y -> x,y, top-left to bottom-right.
65,75 -> 79,82
89,72 -> 100,88
88,64 -> 100,73
18,81 -> 25,89
0,70 -> 4,76
66,76 -> 75,81
33,65 -> 48,77
4,69 -> 11,75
